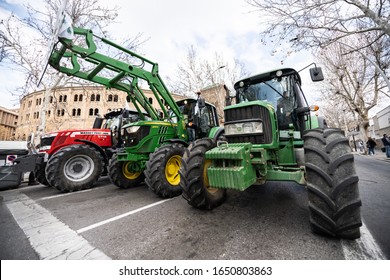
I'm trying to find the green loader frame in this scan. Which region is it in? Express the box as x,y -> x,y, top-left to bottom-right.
48,27 -> 222,197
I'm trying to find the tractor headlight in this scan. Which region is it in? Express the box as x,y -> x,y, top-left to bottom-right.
225,121 -> 263,135
125,126 -> 141,133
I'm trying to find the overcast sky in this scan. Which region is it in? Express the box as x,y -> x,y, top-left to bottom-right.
0,0 -> 319,109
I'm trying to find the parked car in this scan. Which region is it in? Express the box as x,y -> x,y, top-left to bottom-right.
0,141 -> 28,190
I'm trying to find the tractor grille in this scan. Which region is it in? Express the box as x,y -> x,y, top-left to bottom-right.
224,104 -> 273,144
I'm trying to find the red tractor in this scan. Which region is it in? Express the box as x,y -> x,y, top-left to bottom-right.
15,109 -> 144,192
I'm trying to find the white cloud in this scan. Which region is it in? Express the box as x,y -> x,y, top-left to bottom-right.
0,0 -> 320,109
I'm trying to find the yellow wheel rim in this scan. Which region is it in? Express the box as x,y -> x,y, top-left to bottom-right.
122,161 -> 141,180
165,155 -> 181,185
203,159 -> 218,194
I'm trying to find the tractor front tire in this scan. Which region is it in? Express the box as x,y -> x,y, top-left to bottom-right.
108,157 -> 145,188
180,138 -> 226,209
46,144 -> 103,192
304,128 -> 362,239
145,143 -> 185,198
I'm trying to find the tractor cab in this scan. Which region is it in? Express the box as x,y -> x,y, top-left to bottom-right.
234,67 -> 324,135
93,109 -> 149,148
235,68 -> 306,132
175,98 -> 219,141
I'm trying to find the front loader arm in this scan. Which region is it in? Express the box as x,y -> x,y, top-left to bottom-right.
48,27 -> 184,128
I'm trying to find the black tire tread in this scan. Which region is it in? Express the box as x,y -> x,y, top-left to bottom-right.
46,144 -> 103,192
35,163 -> 50,186
144,143 -> 185,198
179,138 -> 226,210
304,128 -> 362,239
108,156 -> 145,188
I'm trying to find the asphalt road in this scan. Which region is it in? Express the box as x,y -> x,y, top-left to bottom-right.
354,154 -> 390,259
0,154 -> 388,260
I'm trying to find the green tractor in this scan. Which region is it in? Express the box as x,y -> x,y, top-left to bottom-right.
180,67 -> 362,239
47,26 -> 222,197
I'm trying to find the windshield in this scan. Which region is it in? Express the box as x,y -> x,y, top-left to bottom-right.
103,117 -> 120,130
237,76 -> 296,110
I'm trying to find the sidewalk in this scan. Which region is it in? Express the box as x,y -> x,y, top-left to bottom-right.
354,149 -> 390,162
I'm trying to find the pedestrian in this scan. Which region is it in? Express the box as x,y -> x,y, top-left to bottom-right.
366,137 -> 377,155
381,134 -> 390,158
358,140 -> 364,153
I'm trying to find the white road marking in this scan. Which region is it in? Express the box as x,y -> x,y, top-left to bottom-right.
341,222 -> 386,260
4,189 -> 386,260
76,198 -> 173,234
5,193 -> 110,260
36,186 -> 103,201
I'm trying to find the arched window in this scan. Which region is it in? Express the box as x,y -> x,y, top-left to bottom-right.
59,95 -> 63,102
89,108 -> 94,116
108,94 -> 113,102
113,95 -> 118,102
77,109 -> 81,116
50,96 -> 53,103
94,108 -> 99,115
72,108 -> 76,116
61,109 -> 65,116
47,110 -> 51,117
79,94 -> 83,101
96,94 -> 101,101
63,95 -> 67,102
74,95 -> 78,102
91,94 -> 95,101
57,109 -> 61,116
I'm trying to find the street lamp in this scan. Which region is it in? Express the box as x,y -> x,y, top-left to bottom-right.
197,65 -> 225,92
196,65 -> 226,121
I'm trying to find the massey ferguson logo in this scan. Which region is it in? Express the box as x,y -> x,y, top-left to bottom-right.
70,131 -> 110,137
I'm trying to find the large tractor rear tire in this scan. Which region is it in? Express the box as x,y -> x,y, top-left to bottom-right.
35,163 -> 50,186
46,144 -> 103,192
304,128 -> 362,239
108,156 -> 145,188
180,138 -> 226,209
145,143 -> 185,198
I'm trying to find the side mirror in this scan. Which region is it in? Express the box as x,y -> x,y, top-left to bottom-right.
310,67 -> 324,82
226,96 -> 232,106
224,84 -> 235,106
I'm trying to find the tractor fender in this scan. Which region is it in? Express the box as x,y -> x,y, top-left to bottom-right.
208,127 -> 225,140
74,139 -> 109,163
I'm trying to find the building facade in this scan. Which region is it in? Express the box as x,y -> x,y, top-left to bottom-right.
199,84 -> 231,123
15,86 -> 185,140
0,106 -> 19,140
373,105 -> 390,138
